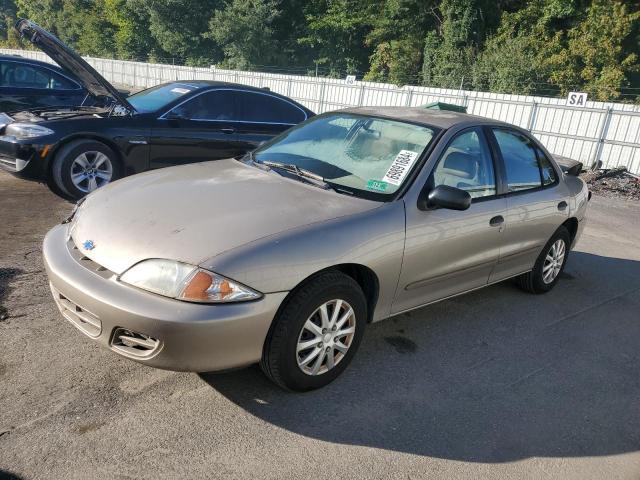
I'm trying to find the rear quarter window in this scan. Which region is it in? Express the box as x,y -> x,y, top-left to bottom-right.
238,91 -> 307,124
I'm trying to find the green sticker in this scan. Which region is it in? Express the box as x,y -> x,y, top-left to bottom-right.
366,179 -> 388,192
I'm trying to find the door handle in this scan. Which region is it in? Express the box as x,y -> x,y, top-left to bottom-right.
489,215 -> 504,227
220,127 -> 235,134
558,201 -> 568,211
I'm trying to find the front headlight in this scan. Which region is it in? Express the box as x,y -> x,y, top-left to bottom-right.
119,259 -> 262,303
4,123 -> 55,139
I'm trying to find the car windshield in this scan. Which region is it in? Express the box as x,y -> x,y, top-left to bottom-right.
253,113 -> 437,198
128,83 -> 198,113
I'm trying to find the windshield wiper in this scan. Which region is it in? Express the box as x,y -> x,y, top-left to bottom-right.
260,160 -> 334,190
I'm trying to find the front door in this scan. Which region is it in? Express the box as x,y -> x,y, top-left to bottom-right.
149,89 -> 244,169
392,127 -> 507,314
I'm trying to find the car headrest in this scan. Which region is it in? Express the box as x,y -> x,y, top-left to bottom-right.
442,151 -> 478,179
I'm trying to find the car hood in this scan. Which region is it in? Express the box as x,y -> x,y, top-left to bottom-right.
70,160 -> 380,275
15,19 -> 134,114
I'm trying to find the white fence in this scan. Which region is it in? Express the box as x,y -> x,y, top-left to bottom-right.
4,48 -> 640,174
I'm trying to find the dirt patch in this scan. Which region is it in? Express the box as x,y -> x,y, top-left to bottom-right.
580,168 -> 640,201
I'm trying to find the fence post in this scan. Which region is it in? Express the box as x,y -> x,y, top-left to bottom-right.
526,101 -> 538,131
132,62 -> 137,87
318,80 -> 326,113
357,84 -> 365,106
405,89 -> 413,106
146,62 -> 150,88
287,78 -> 292,97
591,107 -> 613,170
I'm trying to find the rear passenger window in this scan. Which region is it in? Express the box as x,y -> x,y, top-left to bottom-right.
238,91 -> 306,124
493,129 -> 543,192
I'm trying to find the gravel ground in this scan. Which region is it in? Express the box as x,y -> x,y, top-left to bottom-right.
580,168 -> 640,201
1,172 -> 640,480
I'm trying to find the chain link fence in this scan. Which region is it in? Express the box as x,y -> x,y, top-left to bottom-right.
3,48 -> 640,174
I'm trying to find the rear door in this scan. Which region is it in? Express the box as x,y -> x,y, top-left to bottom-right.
149,89 -> 245,168
234,90 -> 308,151
0,60 -> 85,111
487,128 -> 570,281
391,127 -> 507,314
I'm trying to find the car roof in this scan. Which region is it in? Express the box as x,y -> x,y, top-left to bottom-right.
158,80 -> 314,112
338,106 -> 510,130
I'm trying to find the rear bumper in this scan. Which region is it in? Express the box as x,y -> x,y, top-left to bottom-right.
43,223 -> 287,372
0,137 -> 48,180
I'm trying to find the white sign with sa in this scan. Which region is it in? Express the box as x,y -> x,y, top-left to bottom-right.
567,92 -> 588,107
345,75 -> 356,85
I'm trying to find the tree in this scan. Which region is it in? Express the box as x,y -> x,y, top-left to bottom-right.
421,0 -> 488,89
298,0 -> 373,76
134,0 -> 221,64
365,0 -> 437,84
207,0 -> 281,70
545,0 -> 640,100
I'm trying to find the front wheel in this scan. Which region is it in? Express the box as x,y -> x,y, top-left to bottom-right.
261,271 -> 367,391
50,140 -> 121,200
516,225 -> 571,294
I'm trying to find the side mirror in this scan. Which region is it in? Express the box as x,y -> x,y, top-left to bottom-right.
418,185 -> 471,211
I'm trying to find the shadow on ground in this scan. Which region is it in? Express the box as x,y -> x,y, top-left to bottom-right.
201,252 -> 640,462
0,268 -> 22,321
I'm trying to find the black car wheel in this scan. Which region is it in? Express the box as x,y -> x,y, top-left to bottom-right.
51,140 -> 121,200
516,226 -> 571,294
261,271 -> 367,391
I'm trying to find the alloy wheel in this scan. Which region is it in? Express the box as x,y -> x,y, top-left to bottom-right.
296,299 -> 356,376
70,151 -> 113,193
542,238 -> 566,284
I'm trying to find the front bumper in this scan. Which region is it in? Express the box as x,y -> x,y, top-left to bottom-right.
0,137 -> 49,180
43,224 -> 287,372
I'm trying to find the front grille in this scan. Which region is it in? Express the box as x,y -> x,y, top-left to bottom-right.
50,283 -> 101,337
67,237 -> 113,279
110,328 -> 161,358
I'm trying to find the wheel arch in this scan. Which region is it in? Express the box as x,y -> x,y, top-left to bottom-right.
273,263 -> 380,326
45,134 -> 124,178
562,217 -> 579,245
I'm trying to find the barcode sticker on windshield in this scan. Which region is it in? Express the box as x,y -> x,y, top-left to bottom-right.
382,150 -> 419,186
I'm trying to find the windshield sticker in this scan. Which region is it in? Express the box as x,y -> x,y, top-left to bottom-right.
171,87 -> 192,94
382,150 -> 419,186
366,179 -> 389,192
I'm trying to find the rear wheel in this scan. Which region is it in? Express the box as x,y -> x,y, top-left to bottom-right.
51,140 -> 121,200
261,271 -> 367,391
516,226 -> 570,294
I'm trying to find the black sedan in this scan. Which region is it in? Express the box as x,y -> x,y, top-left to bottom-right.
0,20 -> 313,199
0,54 -> 91,112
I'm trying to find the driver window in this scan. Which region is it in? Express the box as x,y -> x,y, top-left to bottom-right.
431,128 -> 496,199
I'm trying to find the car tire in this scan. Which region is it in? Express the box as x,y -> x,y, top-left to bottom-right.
51,140 -> 121,200
260,271 -> 367,391
516,225 -> 571,294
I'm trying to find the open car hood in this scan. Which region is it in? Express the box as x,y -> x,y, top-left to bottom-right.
15,19 -> 135,114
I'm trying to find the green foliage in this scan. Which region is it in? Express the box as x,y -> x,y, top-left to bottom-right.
0,0 -> 637,101
207,0 -> 280,70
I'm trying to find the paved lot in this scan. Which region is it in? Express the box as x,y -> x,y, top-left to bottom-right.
1,171 -> 639,480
